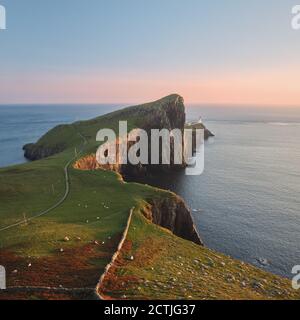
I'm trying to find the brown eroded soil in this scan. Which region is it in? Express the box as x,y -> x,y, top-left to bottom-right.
0,235 -> 121,300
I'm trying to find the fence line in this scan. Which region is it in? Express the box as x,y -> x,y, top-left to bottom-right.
96,207 -> 135,300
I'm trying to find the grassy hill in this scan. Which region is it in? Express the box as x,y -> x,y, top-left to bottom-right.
0,95 -> 299,300
100,207 -> 299,300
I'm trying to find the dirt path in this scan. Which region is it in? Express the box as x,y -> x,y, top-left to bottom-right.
0,131 -> 88,232
0,132 -> 134,301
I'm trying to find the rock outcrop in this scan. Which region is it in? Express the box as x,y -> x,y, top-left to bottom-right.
23,143 -> 66,161
204,125 -> 214,139
74,95 -> 213,176
23,95 -> 213,164
23,124 -> 75,161
142,196 -> 203,245
25,95 -> 208,248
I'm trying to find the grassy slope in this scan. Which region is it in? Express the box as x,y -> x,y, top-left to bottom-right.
0,95 -> 298,300
0,96 -> 181,254
0,96 -> 186,300
0,99 -> 170,297
101,208 -> 300,300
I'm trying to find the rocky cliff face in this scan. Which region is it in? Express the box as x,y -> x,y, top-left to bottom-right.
73,95 -> 206,246
204,126 -> 214,139
73,154 -> 203,246
142,196 -> 203,245
23,124 -> 75,161
123,94 -> 188,175
25,95 -> 207,247
138,95 -> 185,131
74,95 -> 213,176
23,143 -> 66,161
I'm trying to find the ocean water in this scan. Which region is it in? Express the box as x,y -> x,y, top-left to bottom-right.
127,105 -> 300,278
0,104 -> 121,168
0,104 -> 300,278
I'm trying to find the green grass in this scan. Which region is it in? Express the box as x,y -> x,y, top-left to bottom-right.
0,159 -> 65,225
0,156 -> 162,258
0,94 -> 298,300
0,96 -> 178,261
101,207 -> 300,300
0,100 -> 169,297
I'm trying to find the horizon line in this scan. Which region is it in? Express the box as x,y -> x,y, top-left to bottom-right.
0,101 -> 300,108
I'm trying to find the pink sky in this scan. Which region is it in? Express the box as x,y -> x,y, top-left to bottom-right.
1,67 -> 300,106
1,1 -> 300,107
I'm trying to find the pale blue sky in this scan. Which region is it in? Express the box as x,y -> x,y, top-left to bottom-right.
0,0 -> 299,104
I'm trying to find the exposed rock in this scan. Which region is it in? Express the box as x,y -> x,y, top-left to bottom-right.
73,96 -> 206,247
257,258 -> 269,266
24,95 -> 206,253
142,196 -> 203,246
73,94 -> 213,178
23,143 -> 66,161
23,124 -> 74,161
204,128 -> 214,139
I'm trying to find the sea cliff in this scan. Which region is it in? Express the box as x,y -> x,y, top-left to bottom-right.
142,196 -> 203,245
23,95 -> 209,246
1,95 -> 299,300
72,95 -> 205,245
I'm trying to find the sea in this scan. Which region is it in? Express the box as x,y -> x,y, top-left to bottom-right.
0,104 -> 300,278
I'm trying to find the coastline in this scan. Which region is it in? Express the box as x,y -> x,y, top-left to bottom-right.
0,96 -> 299,300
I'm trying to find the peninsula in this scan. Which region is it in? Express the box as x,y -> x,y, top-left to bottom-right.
0,95 -> 298,300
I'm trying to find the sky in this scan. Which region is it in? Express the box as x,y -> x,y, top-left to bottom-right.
0,0 -> 300,105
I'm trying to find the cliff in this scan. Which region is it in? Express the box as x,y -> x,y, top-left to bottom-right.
3,95 -> 299,301
142,196 -> 203,245
73,155 -> 203,246
23,124 -> 76,161
72,95 -> 205,246
23,143 -> 66,161
23,94 -> 213,162
203,125 -> 214,139
25,94 -> 206,247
